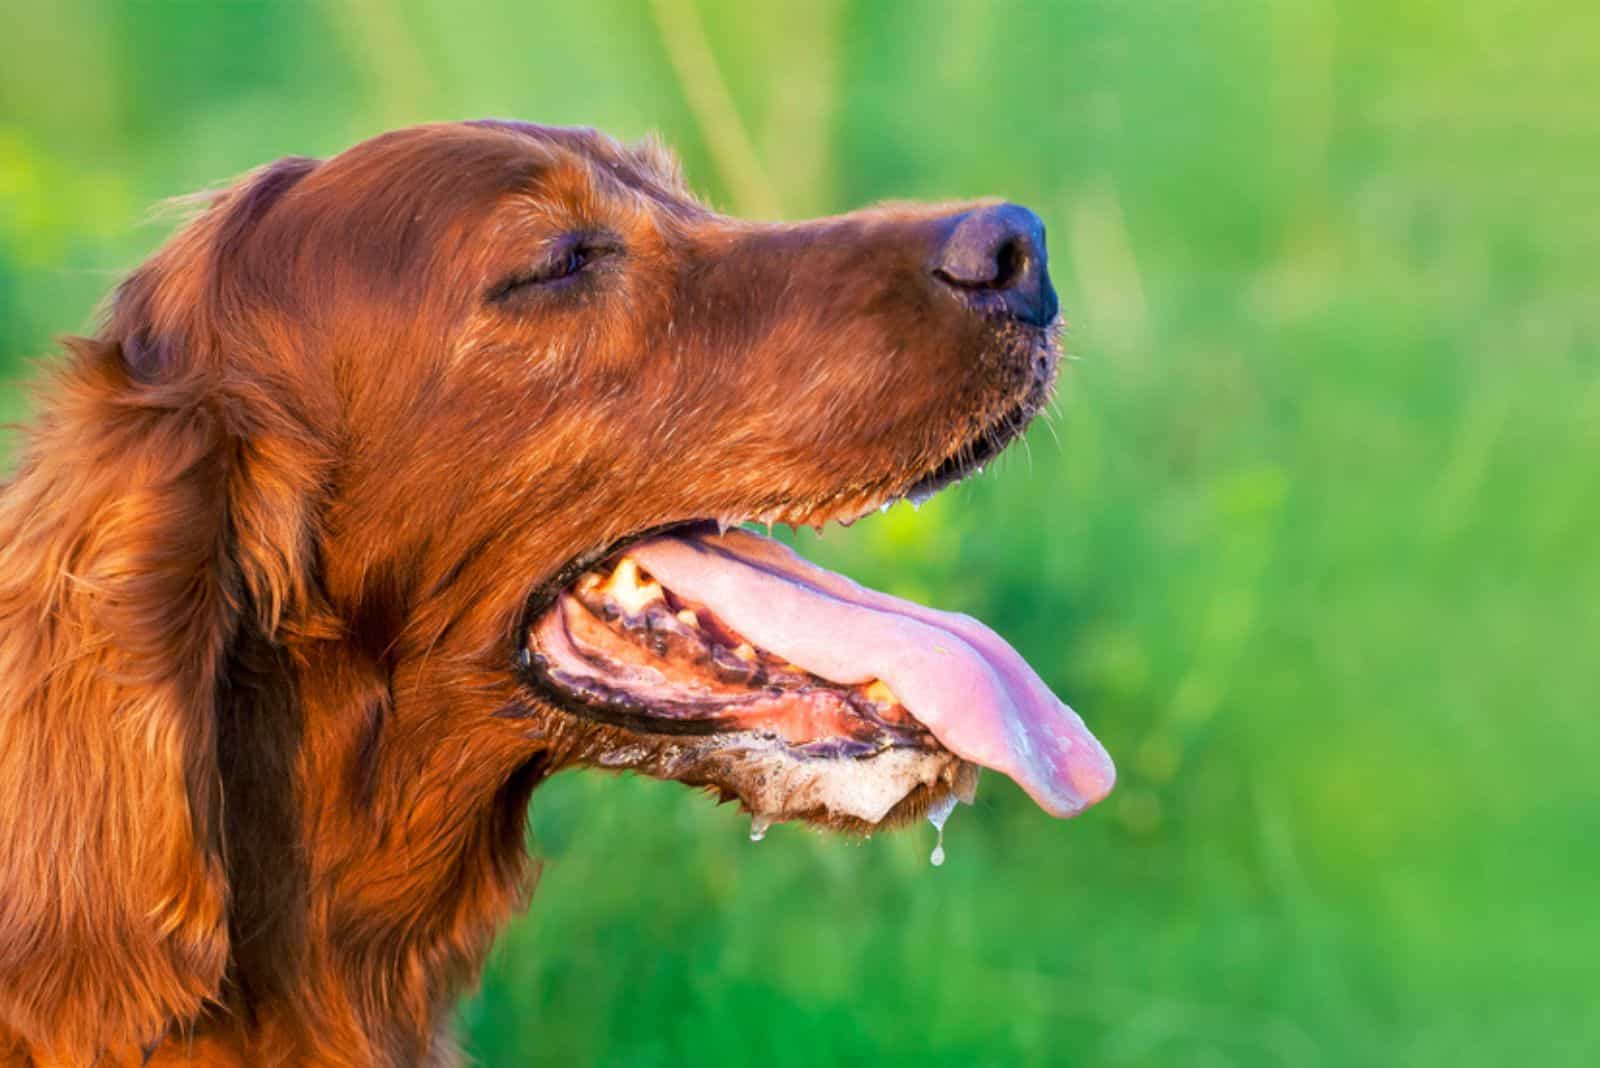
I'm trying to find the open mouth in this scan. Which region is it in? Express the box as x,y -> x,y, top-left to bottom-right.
515,386 -> 1115,835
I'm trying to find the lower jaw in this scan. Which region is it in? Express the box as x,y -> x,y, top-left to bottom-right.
627,739 -> 976,832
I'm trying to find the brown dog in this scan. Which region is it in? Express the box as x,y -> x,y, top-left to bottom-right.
0,122 -> 1113,1066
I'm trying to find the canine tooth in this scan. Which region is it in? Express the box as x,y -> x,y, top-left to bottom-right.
676,609 -> 699,627
879,502 -> 892,514
717,517 -> 732,535
604,557 -> 665,615
732,642 -> 757,662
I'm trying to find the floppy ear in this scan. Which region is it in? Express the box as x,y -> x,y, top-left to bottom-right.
0,160 -> 324,1061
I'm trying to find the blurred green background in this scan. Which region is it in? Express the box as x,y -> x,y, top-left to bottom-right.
4,1 -> 1596,1065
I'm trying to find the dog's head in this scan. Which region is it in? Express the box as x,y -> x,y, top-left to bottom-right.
0,121 -> 1111,1059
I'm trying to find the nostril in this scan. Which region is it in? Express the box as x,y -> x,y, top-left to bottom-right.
936,237 -> 1025,292
993,237 -> 1026,290
932,202 -> 1056,325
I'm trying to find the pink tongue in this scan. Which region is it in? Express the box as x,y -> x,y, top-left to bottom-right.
628,527 -> 1115,818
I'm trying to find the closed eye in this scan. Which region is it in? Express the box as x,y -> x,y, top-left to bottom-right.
487,233 -> 623,303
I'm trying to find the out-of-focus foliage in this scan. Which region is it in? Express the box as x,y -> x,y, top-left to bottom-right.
4,2 -> 1596,1065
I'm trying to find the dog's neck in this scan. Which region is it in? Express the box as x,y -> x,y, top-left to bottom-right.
174,630 -> 547,1066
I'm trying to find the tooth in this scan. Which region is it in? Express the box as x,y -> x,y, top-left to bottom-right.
717,517 -> 732,535
863,679 -> 900,707
732,642 -> 757,662
676,609 -> 699,627
604,557 -> 665,614
952,763 -> 980,805
879,502 -> 892,514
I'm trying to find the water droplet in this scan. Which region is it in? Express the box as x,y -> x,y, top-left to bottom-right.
927,793 -> 958,867
749,814 -> 772,842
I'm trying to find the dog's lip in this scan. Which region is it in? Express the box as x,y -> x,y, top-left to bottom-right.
901,392 -> 1037,506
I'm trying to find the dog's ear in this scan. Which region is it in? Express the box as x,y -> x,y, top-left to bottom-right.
0,158 -> 324,1061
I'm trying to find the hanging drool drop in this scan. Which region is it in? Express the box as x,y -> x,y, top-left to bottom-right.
926,793 -> 958,867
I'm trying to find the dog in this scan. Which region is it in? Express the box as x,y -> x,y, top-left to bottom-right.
0,121 -> 1114,1066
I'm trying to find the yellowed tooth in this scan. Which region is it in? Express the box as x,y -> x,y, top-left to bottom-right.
604,556 -> 666,615
676,608 -> 699,627
864,679 -> 901,707
732,642 -> 758,662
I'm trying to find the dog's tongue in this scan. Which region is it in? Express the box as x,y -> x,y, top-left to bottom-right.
628,527 -> 1115,818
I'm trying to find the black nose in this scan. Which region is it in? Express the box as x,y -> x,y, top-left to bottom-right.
932,203 -> 1058,327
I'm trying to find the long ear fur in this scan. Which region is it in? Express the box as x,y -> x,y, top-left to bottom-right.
0,158 -> 324,1061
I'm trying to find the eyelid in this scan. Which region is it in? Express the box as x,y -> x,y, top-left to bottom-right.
487,231 -> 624,303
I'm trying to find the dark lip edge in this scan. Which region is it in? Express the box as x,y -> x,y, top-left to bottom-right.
902,346 -> 1054,500
901,394 -> 1032,502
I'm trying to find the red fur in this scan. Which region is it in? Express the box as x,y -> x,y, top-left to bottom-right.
0,122 -> 1050,1066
